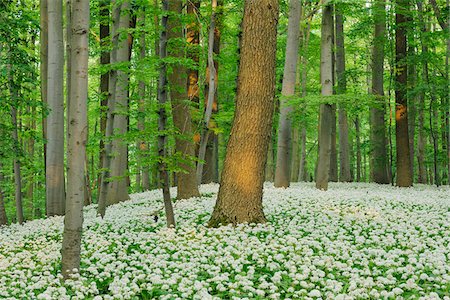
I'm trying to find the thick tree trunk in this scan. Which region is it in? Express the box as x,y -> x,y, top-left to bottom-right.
316,4 -> 333,190
370,0 -> 389,184
335,8 -> 351,182
209,0 -> 278,226
395,0 -> 413,187
106,1 -> 130,205
61,0 -> 89,279
158,0 -> 176,227
46,0 -> 66,216
274,0 -> 301,188
167,0 -> 200,199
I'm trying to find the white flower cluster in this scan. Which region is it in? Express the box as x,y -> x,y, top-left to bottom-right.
0,182 -> 449,299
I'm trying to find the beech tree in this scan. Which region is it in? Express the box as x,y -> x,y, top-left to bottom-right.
209,0 -> 278,226
274,0 -> 301,188
61,0 -> 89,279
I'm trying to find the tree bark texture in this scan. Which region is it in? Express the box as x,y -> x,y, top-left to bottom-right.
40,0 -> 48,183
209,0 -> 278,227
395,0 -> 413,187
167,0 -> 200,199
274,0 -> 301,188
61,0 -> 89,279
46,0 -> 66,216
316,4 -> 333,190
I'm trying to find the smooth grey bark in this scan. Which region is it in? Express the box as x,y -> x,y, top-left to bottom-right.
106,1 -> 130,206
274,0 -> 301,188
61,0 -> 89,279
46,0 -> 65,216
316,4 -> 333,190
158,0 -> 176,227
370,0 -> 389,184
40,0 -> 48,182
335,9 -> 351,182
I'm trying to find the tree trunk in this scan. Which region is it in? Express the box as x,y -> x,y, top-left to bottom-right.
274,0 -> 301,188
0,163 -> 7,226
291,127 -> 300,182
209,0 -> 278,226
98,0 -> 110,195
61,0 -> 89,279
355,116 -> 362,182
316,4 -> 333,190
335,7 -> 351,182
47,0 -> 66,216
395,0 -> 413,187
40,0 -> 48,187
370,0 -> 390,184
167,0 -> 200,199
158,0 -> 176,227
298,127 -> 307,181
106,1 -> 130,205
265,138 -> 275,182
417,88 -> 427,183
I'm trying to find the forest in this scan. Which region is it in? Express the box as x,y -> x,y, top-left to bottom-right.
0,0 -> 449,298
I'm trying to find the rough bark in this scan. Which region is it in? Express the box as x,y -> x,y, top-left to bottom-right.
395,0 -> 413,187
106,1 -> 131,205
167,0 -> 200,199
158,0 -> 176,227
316,4 -> 333,190
274,0 -> 301,188
209,0 -> 278,226
335,8 -> 351,182
46,0 -> 66,216
370,0 -> 390,184
61,0 -> 89,279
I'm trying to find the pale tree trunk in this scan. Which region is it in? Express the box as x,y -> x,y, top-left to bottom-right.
61,0 -> 89,279
329,10 -> 338,183
98,4 -> 120,217
136,9 -> 150,191
0,163 -> 7,226
167,0 -> 200,199
106,1 -> 130,205
197,0 -> 218,183
335,6 -> 351,182
298,127 -> 307,181
274,0 -> 301,188
98,0 -> 110,194
395,0 -> 413,187
203,0 -> 223,184
291,127 -> 300,182
47,0 -> 66,216
209,0 -> 278,227
40,0 -> 48,186
158,0 -> 176,227
316,4 -> 333,190
355,116 -> 362,182
370,0 -> 390,184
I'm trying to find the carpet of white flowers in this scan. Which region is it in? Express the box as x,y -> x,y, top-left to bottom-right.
1,183 -> 450,300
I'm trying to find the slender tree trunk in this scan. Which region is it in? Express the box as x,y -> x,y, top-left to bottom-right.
158,0 -> 176,227
355,117 -> 362,182
274,0 -> 301,188
26,107 -> 36,218
40,0 -> 48,190
61,0 -> 89,279
417,89 -> 427,183
395,0 -> 413,187
335,7 -> 351,182
316,4 -> 333,190
98,0 -> 110,194
209,0 -> 278,226
370,0 -> 390,184
0,163 -> 7,226
265,138 -> 275,181
167,0 -> 200,199
47,0 -> 66,216
106,1 -> 131,205
291,127 -> 300,182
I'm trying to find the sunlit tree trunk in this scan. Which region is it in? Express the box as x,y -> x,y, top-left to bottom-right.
274,0 -> 301,188
209,0 -> 278,226
395,0 -> 413,187
316,4 -> 333,190
106,1 -> 130,205
370,0 -> 390,184
167,0 -> 200,199
61,0 -> 89,279
335,6 -> 351,182
46,0 -> 66,216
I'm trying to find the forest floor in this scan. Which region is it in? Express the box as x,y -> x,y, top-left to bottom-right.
0,183 -> 449,299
